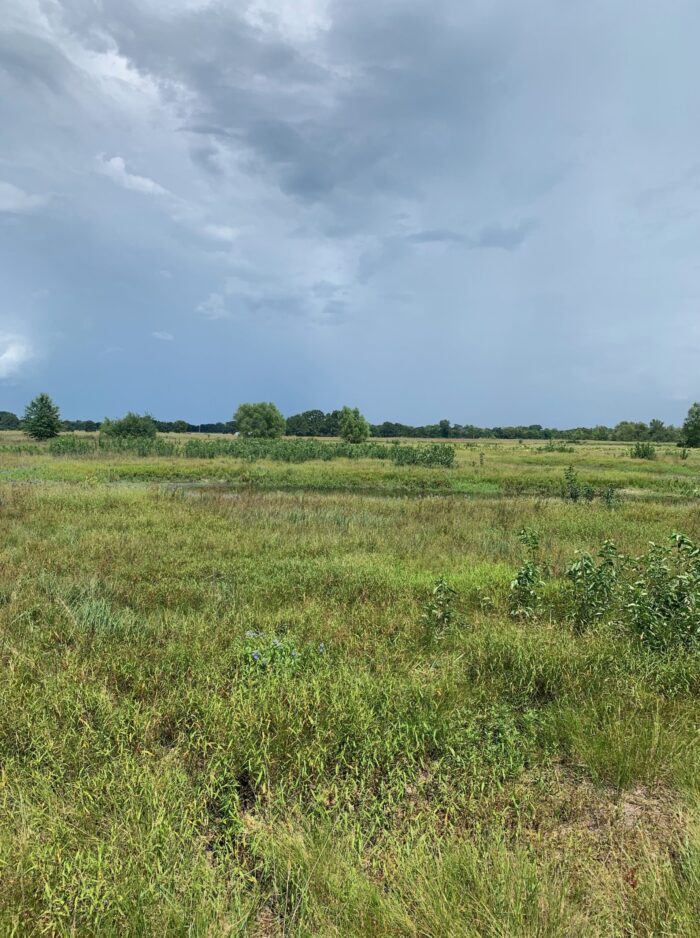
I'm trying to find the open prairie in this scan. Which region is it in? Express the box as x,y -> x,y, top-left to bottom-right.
1,435 -> 699,936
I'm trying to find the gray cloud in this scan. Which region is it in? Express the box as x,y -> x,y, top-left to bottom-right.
471,219 -> 538,251
407,220 -> 537,250
1,0 -> 699,424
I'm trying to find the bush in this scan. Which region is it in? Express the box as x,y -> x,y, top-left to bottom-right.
566,541 -> 622,632
421,577 -> 459,643
562,465 -> 594,502
624,534 -> 700,650
532,532 -> 700,650
509,529 -> 544,620
101,412 -> 157,439
630,442 -> 656,460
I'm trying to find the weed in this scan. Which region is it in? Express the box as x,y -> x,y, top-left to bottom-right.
563,465 -> 594,502
509,528 -> 545,619
421,577 -> 459,643
566,540 -> 623,632
631,441 -> 657,460
625,534 -> 700,650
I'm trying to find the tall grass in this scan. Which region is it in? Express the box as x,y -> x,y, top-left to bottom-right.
0,464 -> 698,933
47,434 -> 456,467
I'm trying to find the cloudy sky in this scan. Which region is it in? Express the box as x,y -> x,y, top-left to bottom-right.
1,0 -> 699,425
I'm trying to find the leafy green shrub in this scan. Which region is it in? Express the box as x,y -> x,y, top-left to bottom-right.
630,441 -> 656,460
624,534 -> 700,650
551,533 -> 700,649
509,529 -> 544,620
566,541 -> 623,632
421,577 -> 459,643
602,485 -> 621,509
562,465 -> 594,502
101,412 -> 157,439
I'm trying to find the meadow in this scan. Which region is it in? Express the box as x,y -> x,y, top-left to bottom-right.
0,434 -> 699,936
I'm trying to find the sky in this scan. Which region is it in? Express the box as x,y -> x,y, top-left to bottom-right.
1,0 -> 700,426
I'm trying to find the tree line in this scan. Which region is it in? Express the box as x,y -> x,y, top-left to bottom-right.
8,396 -> 700,447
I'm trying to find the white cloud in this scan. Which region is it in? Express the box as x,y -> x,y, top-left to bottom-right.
0,181 -> 46,213
196,292 -> 229,319
245,0 -> 330,41
97,156 -> 169,196
202,224 -> 238,243
153,330 -> 174,341
0,333 -> 33,379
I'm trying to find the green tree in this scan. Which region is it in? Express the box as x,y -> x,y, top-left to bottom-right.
286,409 -> 326,436
322,410 -> 342,436
172,420 -> 189,433
0,410 -> 20,430
680,402 -> 700,448
339,406 -> 370,444
101,412 -> 157,439
23,393 -> 62,440
235,402 -> 285,438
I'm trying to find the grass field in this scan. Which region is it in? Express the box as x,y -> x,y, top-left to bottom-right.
1,434 -> 699,936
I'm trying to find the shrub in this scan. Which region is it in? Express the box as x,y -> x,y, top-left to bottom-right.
562,465 -> 593,502
602,485 -> 621,509
101,412 -> 157,439
624,534 -> 700,650
509,529 -> 545,620
421,577 -> 459,643
630,441 -> 656,460
566,541 -> 623,632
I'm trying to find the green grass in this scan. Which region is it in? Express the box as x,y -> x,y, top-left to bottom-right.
0,437 -> 699,934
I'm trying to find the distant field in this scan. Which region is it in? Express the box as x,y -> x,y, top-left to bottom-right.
0,433 -> 699,935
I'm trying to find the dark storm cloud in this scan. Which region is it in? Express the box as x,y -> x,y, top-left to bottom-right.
1,0 -> 700,424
